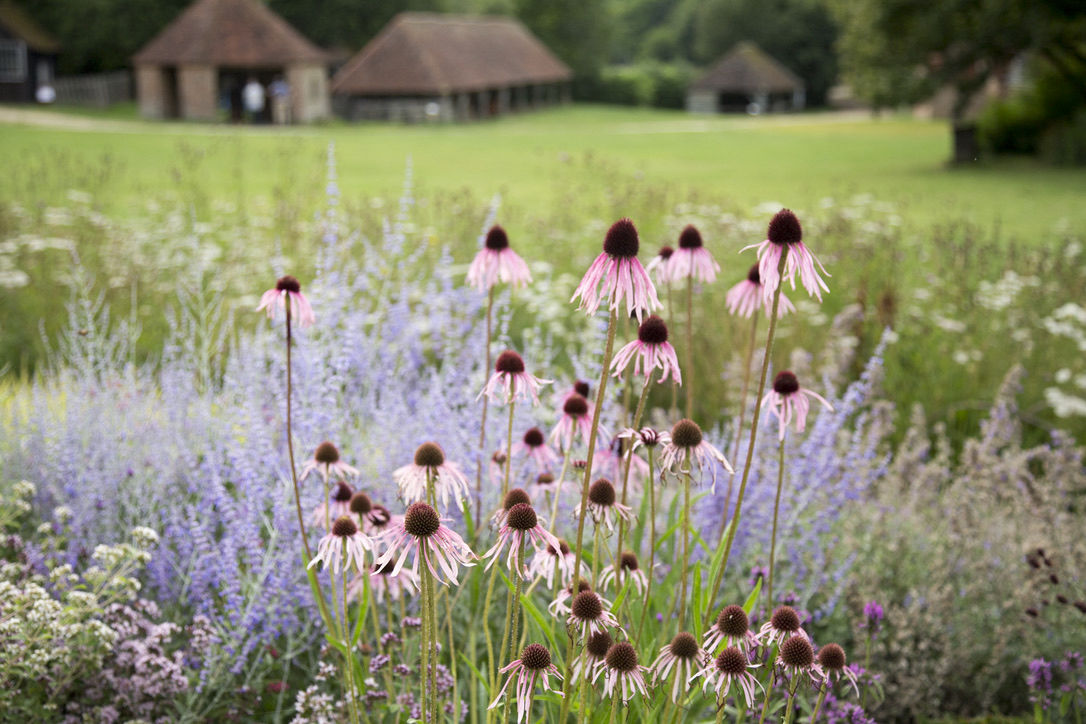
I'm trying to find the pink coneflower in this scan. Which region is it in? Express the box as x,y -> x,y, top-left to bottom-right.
514,427 -> 558,469
547,580 -> 596,617
549,393 -> 595,451
528,539 -> 585,591
742,208 -> 829,303
571,218 -> 660,323
704,604 -> 758,653
311,480 -> 355,529
817,643 -> 859,695
393,442 -> 471,511
574,479 -> 634,533
466,224 -> 532,292
491,488 -> 532,528
258,275 -> 315,327
483,503 -> 561,580
597,642 -> 650,704
690,647 -> 761,709
488,643 -> 562,723
567,589 -> 623,638
347,490 -> 373,527
362,503 -> 397,536
480,350 -> 551,406
599,552 -> 649,595
761,371 -> 834,441
777,634 -> 825,689
617,426 -> 663,451
592,436 -> 649,492
610,315 -> 682,384
658,419 -> 734,492
725,264 -> 796,318
571,630 -> 613,684
562,380 -> 592,405
349,558 -> 420,601
758,606 -> 809,649
646,245 -> 675,285
308,515 -> 373,575
651,632 -> 710,703
670,225 -> 719,283
374,502 -> 476,586
300,441 -> 359,484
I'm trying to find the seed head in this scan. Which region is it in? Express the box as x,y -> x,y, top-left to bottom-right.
817,643 -> 846,671
574,380 -> 591,398
588,479 -> 616,507
773,371 -> 800,396
715,647 -> 747,675
715,605 -> 749,638
368,504 -> 391,527
1050,574 -> 1060,585
670,419 -> 703,449
502,488 -> 531,510
403,502 -> 441,538
563,394 -> 589,417
485,225 -> 510,251
668,632 -> 699,660
606,642 -> 639,672
767,209 -> 803,246
506,503 -> 538,531
495,350 -> 525,374
349,492 -> 373,515
637,315 -> 669,345
587,630 -> 613,658
780,635 -> 814,668
770,606 -> 801,633
314,441 -> 340,464
603,218 -> 640,259
520,643 -> 551,670
332,516 -> 359,538
413,442 -> 445,468
536,472 -> 555,485
522,428 -> 545,447
638,428 -> 661,447
276,275 -> 301,293
570,590 -> 603,621
657,245 -> 674,260
548,540 -> 571,556
332,481 -> 354,502
619,552 -> 639,571
747,264 -> 761,285
492,450 -> 508,465
678,225 -> 703,249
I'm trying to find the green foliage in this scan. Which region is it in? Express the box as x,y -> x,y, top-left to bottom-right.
270,0 -> 444,54
514,0 -> 612,79
583,63 -> 695,108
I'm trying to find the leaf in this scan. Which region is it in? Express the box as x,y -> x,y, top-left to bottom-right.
743,577 -> 763,616
459,651 -> 491,697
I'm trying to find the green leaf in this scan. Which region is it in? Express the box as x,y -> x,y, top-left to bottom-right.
691,566 -> 705,638
459,651 -> 491,697
743,577 -> 763,616
519,590 -> 560,651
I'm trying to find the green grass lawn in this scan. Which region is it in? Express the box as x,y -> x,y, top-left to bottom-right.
1,104 -> 1084,244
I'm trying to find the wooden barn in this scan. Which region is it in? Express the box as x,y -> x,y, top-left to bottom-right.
331,13 -> 572,123
687,42 -> 805,115
0,1 -> 59,104
132,0 -> 330,123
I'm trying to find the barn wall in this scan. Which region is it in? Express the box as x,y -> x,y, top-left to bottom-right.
287,63 -> 330,123
178,64 -> 216,120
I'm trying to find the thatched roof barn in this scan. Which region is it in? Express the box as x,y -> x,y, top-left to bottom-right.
0,1 -> 60,104
332,13 -> 572,122
687,42 -> 805,114
132,0 -> 330,122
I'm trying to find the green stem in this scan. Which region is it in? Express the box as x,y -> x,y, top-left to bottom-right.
576,644 -> 590,724
548,453 -> 571,537
685,272 -> 694,419
721,314 -> 760,541
768,437 -> 785,609
477,287 -> 495,525
757,674 -> 776,724
809,683 -> 828,723
678,448 -> 692,631
635,448 -> 656,643
706,250 -> 788,622
503,401 -> 516,500
591,522 -> 602,586
483,560 -> 502,694
506,542 -> 526,663
783,676 -> 800,724
615,373 -> 653,581
609,690 -> 621,724
341,563 -> 362,724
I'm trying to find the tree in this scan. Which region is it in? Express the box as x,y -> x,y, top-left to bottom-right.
513,0 -> 611,82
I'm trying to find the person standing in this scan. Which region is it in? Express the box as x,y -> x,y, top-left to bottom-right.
242,77 -> 265,124
269,76 -> 291,125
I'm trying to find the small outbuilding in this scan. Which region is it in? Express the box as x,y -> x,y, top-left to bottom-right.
331,13 -> 572,123
0,1 -> 60,104
687,42 -> 805,114
132,0 -> 330,123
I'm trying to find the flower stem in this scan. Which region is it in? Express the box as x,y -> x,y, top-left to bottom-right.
635,448 -> 656,643
341,563 -> 362,724
498,542 -> 526,692
477,287 -> 495,524
706,250 -> 788,622
548,453 -> 571,536
809,683 -> 828,723
685,273 -> 694,419
757,672 -> 776,724
503,401 -> 516,500
782,676 -> 801,724
722,314 -> 760,537
768,437 -> 785,609
609,690 -> 621,724
615,373 -> 653,574
483,561 -> 501,698
678,448 -> 692,630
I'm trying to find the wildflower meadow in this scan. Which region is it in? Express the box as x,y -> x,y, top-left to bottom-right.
1,134 -> 1084,724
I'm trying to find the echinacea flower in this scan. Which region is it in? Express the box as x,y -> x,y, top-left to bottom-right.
300,441 -> 359,484
742,208 -> 829,303
669,225 -> 719,283
514,427 -> 558,469
574,479 -> 634,534
491,488 -> 532,528
480,350 -> 551,406
761,371 -> 833,441
311,480 -> 355,529
817,643 -> 859,696
572,630 -> 613,684
592,436 -> 649,493
567,589 -> 623,638
725,264 -> 796,318
482,503 -> 561,580
704,604 -> 757,654
571,218 -> 660,323
363,504 -> 396,536
758,606 -> 808,649
488,643 -> 562,723
393,442 -> 471,511
646,245 -> 674,285
529,539 -> 585,591
777,634 -> 825,689
348,491 -> 374,529
658,419 -> 734,492
690,647 -> 761,709
550,393 -> 596,451
596,642 -> 650,704
610,315 -> 682,384
308,515 -> 373,575
651,632 -> 710,703
467,224 -> 532,292
548,579 -> 595,617
374,502 -> 476,586
258,275 -> 316,327
599,552 -> 649,596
